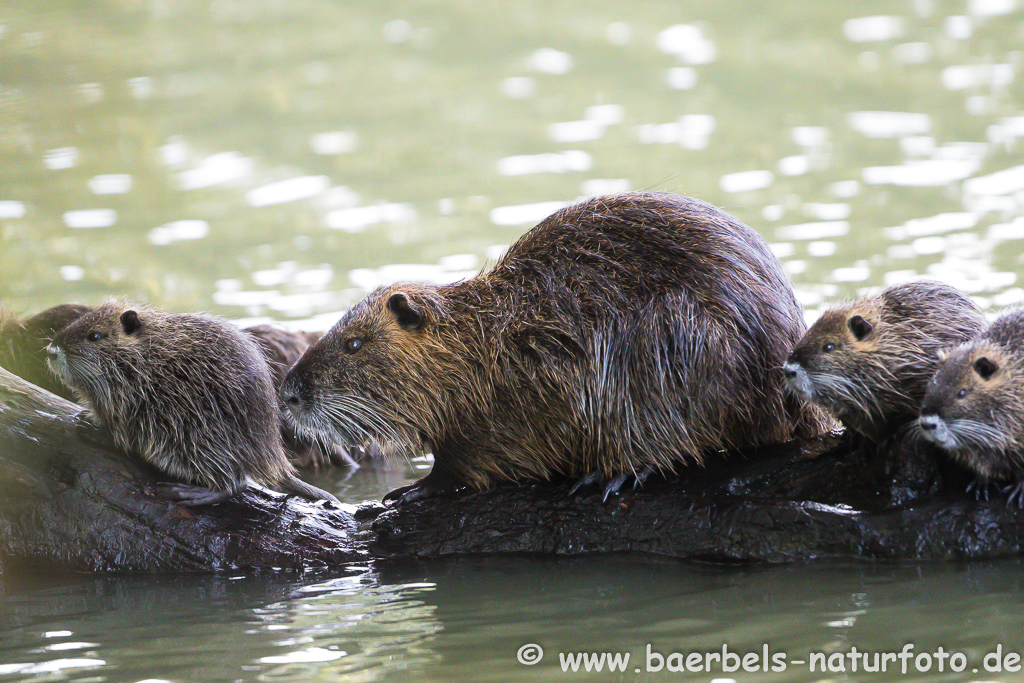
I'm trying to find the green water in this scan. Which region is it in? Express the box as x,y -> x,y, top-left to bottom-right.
3,0 -> 1024,680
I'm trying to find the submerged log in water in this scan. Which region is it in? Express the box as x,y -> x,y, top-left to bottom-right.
1,366 -> 1022,572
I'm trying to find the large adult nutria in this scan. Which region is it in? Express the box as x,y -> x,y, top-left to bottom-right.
918,309 -> 1024,505
282,191 -> 830,503
0,303 -> 92,400
784,280 -> 986,446
46,301 -> 339,506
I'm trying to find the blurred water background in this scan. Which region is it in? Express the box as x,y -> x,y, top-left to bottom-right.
3,0 -> 1024,681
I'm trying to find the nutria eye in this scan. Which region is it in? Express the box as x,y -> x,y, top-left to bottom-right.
822,343 -> 835,353
87,331 -> 102,342
343,338 -> 363,354
956,388 -> 968,399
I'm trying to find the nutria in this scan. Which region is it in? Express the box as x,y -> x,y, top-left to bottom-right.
245,324 -> 358,469
46,301 -> 339,506
1,303 -> 345,469
918,308 -> 1024,505
784,280 -> 986,447
281,191 -> 830,504
0,303 -> 92,400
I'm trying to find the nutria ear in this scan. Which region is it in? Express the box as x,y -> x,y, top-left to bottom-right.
387,293 -> 423,330
974,356 -> 998,380
848,315 -> 873,341
120,310 -> 143,336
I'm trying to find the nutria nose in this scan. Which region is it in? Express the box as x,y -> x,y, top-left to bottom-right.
919,414 -> 939,431
782,361 -> 799,379
45,344 -> 59,356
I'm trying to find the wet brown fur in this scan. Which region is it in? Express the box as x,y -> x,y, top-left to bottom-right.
919,309 -> 1024,482
284,191 -> 830,492
48,301 -> 337,504
786,280 -> 986,442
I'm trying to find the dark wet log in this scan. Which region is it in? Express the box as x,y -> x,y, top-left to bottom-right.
3,364 -> 1023,572
0,367 -> 359,572
372,436 -> 1024,562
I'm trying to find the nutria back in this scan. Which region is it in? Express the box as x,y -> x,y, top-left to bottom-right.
785,280 -> 986,442
284,191 -> 829,495
48,302 -> 296,494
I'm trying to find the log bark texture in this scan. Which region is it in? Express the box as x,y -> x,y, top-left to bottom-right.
2,367 -> 1022,573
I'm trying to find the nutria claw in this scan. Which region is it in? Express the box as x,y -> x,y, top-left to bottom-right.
966,478 -> 1000,503
1003,482 -> 1024,509
156,482 -> 236,507
567,471 -> 603,496
602,473 -> 632,501
569,466 -> 657,501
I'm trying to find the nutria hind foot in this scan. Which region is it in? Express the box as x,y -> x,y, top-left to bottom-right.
156,482 -> 238,507
569,465 -> 658,501
383,468 -> 461,505
1003,481 -> 1024,509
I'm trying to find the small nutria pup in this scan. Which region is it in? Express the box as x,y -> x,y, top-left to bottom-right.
0,303 -> 92,400
918,309 -> 1024,506
245,324 -> 358,469
46,302 -> 339,506
784,280 -> 986,446
282,191 -> 829,503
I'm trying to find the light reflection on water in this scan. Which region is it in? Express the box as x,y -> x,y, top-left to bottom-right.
0,568 -> 444,682
1,1 -> 1022,324
2,0 -> 1024,680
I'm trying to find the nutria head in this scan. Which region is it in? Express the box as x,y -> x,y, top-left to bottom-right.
783,302 -> 888,427
918,343 -> 1016,469
0,303 -> 92,398
46,303 -> 149,414
281,282 -> 469,456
